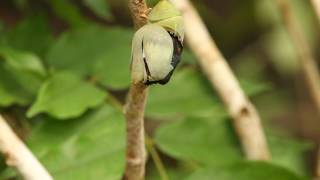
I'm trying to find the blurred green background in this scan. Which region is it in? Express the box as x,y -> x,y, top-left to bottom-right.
0,0 -> 319,179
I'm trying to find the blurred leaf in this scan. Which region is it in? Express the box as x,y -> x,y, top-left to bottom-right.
46,26 -> 133,89
262,27 -> 298,75
0,61 -> 43,107
13,0 -> 28,10
48,0 -> 90,28
147,68 -> 270,119
239,79 -> 272,97
256,0 -> 317,75
147,69 -> 225,119
26,104 -> 125,180
155,117 -> 242,166
2,15 -> 53,58
83,0 -> 113,20
186,162 -> 305,180
181,49 -> 197,64
27,72 -> 106,119
155,116 -> 311,175
0,47 -> 46,77
269,132 -> 312,176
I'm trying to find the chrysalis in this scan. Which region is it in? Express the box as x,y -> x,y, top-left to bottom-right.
130,0 -> 184,85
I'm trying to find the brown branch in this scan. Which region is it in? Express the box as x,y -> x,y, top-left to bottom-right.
311,0 -> 320,26
0,114 -> 53,180
125,1 -> 149,180
128,0 -> 149,29
276,0 -> 320,113
170,0 -> 270,160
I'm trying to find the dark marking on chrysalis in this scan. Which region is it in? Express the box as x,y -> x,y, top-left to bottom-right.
141,39 -> 152,84
144,31 -> 183,86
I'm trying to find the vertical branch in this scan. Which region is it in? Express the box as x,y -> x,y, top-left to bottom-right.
170,0 -> 270,160
311,0 -> 320,25
128,0 -> 149,29
125,1 -> 149,180
0,115 -> 52,180
276,0 -> 320,113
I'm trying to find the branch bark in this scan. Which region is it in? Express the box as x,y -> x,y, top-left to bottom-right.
125,1 -> 149,180
0,114 -> 52,180
170,0 -> 270,160
311,0 -> 320,25
276,0 -> 320,113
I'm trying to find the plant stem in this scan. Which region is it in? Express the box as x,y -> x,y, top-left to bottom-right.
170,0 -> 270,160
125,1 -> 149,179
311,0 -> 320,26
276,0 -> 320,113
0,114 -> 53,180
145,135 -> 169,180
124,83 -> 148,180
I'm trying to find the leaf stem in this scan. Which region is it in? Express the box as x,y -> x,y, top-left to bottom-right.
145,135 -> 169,180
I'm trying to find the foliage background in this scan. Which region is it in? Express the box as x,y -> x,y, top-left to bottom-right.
0,0 -> 319,179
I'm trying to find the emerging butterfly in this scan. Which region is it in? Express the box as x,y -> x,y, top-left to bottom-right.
130,0 -> 184,85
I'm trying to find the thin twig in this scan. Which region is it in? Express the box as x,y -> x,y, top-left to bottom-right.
311,0 -> 320,25
145,135 -> 169,180
125,2 -> 149,179
276,0 -> 320,113
0,114 -> 53,180
170,0 -> 270,160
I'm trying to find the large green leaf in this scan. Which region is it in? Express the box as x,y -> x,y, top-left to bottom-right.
146,68 -> 270,119
155,117 -> 242,166
0,47 -> 46,77
2,15 -> 53,58
268,132 -> 312,176
27,72 -> 106,119
155,116 -> 311,176
46,26 -> 133,89
26,104 -> 125,180
0,61 -> 43,107
147,69 -> 225,119
186,162 -> 305,180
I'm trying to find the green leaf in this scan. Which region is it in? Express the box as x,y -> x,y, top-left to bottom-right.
46,26 -> 133,89
155,117 -> 242,166
26,104 -> 125,180
0,61 -> 43,107
180,49 -> 197,64
268,132 -> 312,176
0,47 -> 46,77
27,72 -> 106,119
186,162 -> 305,180
146,68 -> 271,119
147,68 -> 226,119
83,0 -> 113,20
155,116 -> 311,175
2,15 -> 53,58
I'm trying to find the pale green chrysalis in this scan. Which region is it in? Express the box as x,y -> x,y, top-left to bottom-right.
130,0 -> 184,85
